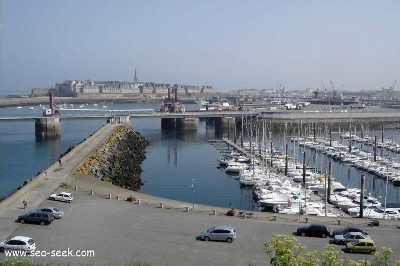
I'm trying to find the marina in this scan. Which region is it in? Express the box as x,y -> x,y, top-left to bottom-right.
209,121 -> 400,219
2,103 -> 400,220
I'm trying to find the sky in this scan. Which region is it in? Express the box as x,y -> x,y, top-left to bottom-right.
1,0 -> 399,95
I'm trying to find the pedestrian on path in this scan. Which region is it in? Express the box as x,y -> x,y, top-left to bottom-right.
23,198 -> 27,209
58,158 -> 62,169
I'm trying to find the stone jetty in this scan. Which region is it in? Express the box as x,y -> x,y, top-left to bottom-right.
73,125 -> 149,191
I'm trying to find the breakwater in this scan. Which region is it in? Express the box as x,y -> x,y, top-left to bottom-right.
73,125 -> 149,191
0,122 -> 119,213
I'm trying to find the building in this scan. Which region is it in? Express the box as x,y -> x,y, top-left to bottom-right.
31,78 -> 217,98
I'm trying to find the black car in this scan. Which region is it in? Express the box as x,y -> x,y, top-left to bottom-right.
297,224 -> 330,238
17,211 -> 54,226
331,226 -> 368,238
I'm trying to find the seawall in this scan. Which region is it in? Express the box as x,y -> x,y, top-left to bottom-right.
72,125 -> 149,191
0,122 -> 117,211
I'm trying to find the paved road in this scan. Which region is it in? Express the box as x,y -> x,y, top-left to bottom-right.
0,123 -> 119,241
2,189 -> 400,266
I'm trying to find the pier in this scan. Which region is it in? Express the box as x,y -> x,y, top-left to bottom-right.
220,137 -> 348,217
0,115 -> 135,238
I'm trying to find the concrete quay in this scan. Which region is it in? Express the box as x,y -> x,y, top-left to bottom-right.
1,123 -> 400,265
0,122 -> 120,239
260,106 -> 400,124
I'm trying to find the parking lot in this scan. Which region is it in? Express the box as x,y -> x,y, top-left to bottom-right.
2,189 -> 400,265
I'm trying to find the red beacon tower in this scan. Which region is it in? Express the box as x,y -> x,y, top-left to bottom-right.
43,92 -> 61,117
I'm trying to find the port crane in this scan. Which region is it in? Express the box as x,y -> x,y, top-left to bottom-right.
382,80 -> 396,97
390,80 -> 396,91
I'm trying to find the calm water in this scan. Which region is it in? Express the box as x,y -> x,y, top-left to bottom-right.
0,103 -> 257,210
1,103 -> 400,210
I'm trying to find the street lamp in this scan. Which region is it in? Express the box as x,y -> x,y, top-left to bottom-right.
191,178 -> 196,210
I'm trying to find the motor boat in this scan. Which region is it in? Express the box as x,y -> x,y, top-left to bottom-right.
258,192 -> 290,209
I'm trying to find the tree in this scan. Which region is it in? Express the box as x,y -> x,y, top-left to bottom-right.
371,247 -> 394,266
264,234 -> 305,265
264,234 -> 399,266
0,258 -> 33,266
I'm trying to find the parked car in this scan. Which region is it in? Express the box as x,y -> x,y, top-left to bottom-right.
48,192 -> 73,203
334,231 -> 371,245
17,211 -> 54,225
296,224 -> 330,238
0,236 -> 36,254
200,226 -> 236,243
331,226 -> 368,238
37,206 -> 64,219
346,239 -> 376,254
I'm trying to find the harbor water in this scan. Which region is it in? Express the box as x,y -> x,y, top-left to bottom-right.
1,103 -> 400,211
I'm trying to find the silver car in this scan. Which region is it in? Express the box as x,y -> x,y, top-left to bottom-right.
334,231 -> 371,245
48,192 -> 73,203
0,236 -> 36,254
200,226 -> 236,243
37,206 -> 64,219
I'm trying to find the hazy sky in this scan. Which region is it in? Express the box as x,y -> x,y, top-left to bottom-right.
1,0 -> 399,95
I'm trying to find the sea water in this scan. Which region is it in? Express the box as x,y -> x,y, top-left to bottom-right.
1,103 -> 399,210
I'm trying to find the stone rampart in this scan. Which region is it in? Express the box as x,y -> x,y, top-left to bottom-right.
73,125 -> 149,191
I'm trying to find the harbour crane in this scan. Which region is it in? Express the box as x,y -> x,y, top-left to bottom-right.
330,80 -> 335,91
382,81 -> 396,98
390,80 -> 396,92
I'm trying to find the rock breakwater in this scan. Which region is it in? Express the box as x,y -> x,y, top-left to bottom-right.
73,125 -> 149,191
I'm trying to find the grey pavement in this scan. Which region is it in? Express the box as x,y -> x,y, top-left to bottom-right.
0,123 -> 119,240
1,188 -> 400,265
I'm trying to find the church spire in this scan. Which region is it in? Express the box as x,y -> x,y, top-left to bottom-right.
134,69 -> 138,83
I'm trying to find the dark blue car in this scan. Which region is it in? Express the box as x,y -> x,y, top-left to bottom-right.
297,224 -> 330,238
331,226 -> 368,238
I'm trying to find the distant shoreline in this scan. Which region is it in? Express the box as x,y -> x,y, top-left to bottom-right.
0,95 -> 162,108
0,94 -> 206,108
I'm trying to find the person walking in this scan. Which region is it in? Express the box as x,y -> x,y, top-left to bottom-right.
23,198 -> 27,209
58,158 -> 62,169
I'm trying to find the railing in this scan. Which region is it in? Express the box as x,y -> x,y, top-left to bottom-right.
0,110 -> 261,121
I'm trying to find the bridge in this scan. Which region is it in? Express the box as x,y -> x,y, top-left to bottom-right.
2,100 -> 400,138
0,110 -> 259,121
2,106 -> 400,122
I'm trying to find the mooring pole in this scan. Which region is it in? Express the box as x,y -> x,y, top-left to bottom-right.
227,120 -> 230,140
381,123 -> 384,157
349,130 -> 352,153
233,120 -> 237,144
303,151 -> 307,213
285,144 -> 288,176
313,122 -> 316,142
359,175 -> 365,218
302,151 -> 306,186
328,160 -> 332,204
241,115 -> 244,147
270,138 -> 273,167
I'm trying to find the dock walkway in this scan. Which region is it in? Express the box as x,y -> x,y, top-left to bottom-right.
0,123 -> 120,240
222,138 -> 251,157
220,138 -> 347,217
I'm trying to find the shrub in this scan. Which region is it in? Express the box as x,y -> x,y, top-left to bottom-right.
127,195 -> 136,202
